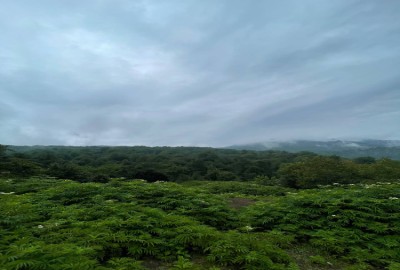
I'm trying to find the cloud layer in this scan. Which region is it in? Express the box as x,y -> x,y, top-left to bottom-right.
1,0 -> 400,146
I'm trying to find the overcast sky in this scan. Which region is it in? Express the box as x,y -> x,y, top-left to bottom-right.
1,0 -> 399,146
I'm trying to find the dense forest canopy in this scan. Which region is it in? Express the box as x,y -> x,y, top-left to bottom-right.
1,145 -> 400,188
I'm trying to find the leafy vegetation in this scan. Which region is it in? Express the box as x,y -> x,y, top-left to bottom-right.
1,177 -> 399,269
2,145 -> 400,188
3,145 -> 316,182
1,144 -> 400,269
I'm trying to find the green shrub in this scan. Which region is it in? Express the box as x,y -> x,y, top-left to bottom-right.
309,255 -> 326,265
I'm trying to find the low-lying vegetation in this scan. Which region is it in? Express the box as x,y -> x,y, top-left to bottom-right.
1,177 -> 399,269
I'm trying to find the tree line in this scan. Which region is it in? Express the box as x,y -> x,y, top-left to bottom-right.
1,144 -> 399,188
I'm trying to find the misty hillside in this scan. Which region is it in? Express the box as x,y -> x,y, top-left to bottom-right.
226,140 -> 400,160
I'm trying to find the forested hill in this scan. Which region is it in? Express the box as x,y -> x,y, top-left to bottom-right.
3,145 -> 315,182
2,145 -> 400,188
226,140 -> 400,160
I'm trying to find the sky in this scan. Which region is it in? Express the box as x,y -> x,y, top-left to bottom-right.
1,0 -> 400,146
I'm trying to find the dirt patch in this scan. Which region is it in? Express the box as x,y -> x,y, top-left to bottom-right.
228,197 -> 256,209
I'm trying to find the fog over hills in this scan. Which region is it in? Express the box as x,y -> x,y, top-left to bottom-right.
226,139 -> 400,160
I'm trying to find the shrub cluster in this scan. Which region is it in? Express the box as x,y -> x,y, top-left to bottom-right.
1,177 -> 399,269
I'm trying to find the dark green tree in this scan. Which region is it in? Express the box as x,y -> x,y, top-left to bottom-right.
278,156 -> 362,188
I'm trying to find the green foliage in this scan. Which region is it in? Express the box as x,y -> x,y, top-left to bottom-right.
366,158 -> 400,180
253,175 -> 280,186
278,156 -> 359,188
2,158 -> 42,177
172,256 -> 195,270
6,145 -> 317,181
353,156 -> 376,164
4,146 -> 400,190
0,144 -> 10,167
388,262 -> 400,270
241,182 -> 400,268
184,181 -> 289,196
277,155 -> 400,188
106,258 -> 146,269
309,255 -> 326,265
3,145 -> 400,270
47,162 -> 87,181
1,177 -> 399,269
205,231 -> 293,269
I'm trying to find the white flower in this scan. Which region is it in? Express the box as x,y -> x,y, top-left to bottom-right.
331,215 -> 336,217
37,225 -> 44,229
244,225 -> 254,231
389,197 -> 398,200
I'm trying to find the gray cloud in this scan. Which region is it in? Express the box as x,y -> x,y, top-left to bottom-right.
1,0 -> 400,146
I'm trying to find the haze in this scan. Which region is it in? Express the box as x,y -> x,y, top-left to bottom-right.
1,0 -> 399,146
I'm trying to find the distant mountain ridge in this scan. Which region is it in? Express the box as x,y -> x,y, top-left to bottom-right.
226,140 -> 400,160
